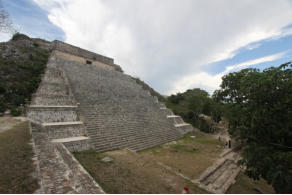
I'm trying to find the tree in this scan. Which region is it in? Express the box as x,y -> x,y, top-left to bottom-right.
214,62 -> 292,193
0,0 -> 16,34
166,88 -> 222,133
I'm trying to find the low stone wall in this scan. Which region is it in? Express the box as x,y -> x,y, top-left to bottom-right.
30,123 -> 104,193
45,123 -> 85,139
63,139 -> 91,152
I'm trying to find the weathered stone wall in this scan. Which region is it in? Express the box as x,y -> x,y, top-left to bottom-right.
51,40 -> 113,64
45,123 -> 85,139
62,139 -> 91,152
51,41 -> 123,72
27,106 -> 79,123
52,50 -> 116,71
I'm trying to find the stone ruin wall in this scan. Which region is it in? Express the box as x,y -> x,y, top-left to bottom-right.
51,40 -> 123,72
52,50 -> 116,71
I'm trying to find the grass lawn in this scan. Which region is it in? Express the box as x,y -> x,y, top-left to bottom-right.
74,149 -> 208,194
227,172 -> 275,194
140,131 -> 224,180
0,120 -> 38,193
74,130 -> 275,194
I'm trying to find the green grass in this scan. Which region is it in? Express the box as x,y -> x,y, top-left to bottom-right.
171,144 -> 197,153
74,149 -> 209,194
0,121 -> 38,193
194,139 -> 218,145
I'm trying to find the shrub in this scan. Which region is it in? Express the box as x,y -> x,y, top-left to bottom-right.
0,35 -> 49,111
33,42 -> 39,47
11,107 -> 22,116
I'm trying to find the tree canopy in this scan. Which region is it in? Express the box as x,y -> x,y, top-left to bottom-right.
213,62 -> 292,193
166,88 -> 223,133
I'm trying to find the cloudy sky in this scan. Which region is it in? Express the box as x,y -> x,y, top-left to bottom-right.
2,0 -> 292,95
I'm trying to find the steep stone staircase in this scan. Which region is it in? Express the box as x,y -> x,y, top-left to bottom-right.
56,55 -> 193,152
27,55 -> 91,152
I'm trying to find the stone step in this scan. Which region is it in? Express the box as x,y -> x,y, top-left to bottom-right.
167,115 -> 185,124
175,123 -> 193,134
51,136 -> 89,143
32,97 -> 74,106
87,127 -> 180,141
29,105 -> 78,108
174,123 -> 191,128
51,136 -> 91,152
90,136 -> 180,149
42,121 -> 83,126
90,132 -> 172,144
160,108 -> 174,115
91,131 -> 180,147
94,141 -> 129,152
167,115 -> 180,118
92,132 -> 181,152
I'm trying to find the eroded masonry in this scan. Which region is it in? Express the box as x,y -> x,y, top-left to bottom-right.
27,40 -> 193,193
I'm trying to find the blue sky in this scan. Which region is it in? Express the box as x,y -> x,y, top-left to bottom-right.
1,0 -> 292,95
2,0 -> 64,41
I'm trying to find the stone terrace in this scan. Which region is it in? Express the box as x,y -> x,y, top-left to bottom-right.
57,56 -> 192,152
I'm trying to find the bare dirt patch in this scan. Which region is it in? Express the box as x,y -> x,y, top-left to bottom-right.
0,120 -> 38,193
0,117 -> 27,133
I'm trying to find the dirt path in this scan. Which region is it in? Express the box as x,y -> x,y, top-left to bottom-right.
0,117 -> 28,133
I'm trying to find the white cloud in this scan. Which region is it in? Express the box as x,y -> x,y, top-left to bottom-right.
0,32 -> 11,42
222,51 -> 287,75
246,43 -> 261,50
32,0 -> 292,94
169,51 -> 287,95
